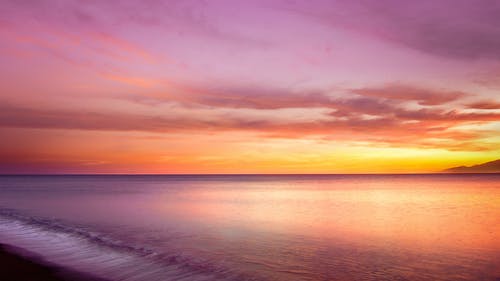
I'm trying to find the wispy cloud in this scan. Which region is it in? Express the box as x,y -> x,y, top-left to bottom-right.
286,0 -> 500,60
351,84 -> 466,106
1,89 -> 498,152
466,100 -> 500,110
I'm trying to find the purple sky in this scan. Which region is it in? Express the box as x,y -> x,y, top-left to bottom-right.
0,0 -> 499,173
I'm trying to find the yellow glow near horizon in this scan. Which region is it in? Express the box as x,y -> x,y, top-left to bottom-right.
1,128 -> 498,174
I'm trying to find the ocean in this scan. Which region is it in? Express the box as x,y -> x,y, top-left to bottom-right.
0,174 -> 499,280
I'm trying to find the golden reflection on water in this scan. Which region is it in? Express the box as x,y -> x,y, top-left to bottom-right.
157,177 -> 500,253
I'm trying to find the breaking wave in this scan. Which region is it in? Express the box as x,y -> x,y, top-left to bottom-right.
0,209 -> 264,281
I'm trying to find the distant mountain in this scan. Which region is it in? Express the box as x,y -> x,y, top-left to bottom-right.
444,159 -> 500,173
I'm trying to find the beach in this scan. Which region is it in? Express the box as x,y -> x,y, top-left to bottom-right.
0,243 -> 106,281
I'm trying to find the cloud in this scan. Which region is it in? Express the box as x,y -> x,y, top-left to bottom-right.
185,86 -> 336,109
1,94 -> 498,152
1,0 -> 266,51
285,0 -> 500,60
125,81 -> 470,111
0,103 -> 276,133
351,84 -> 466,106
0,19 -> 159,67
368,0 -> 500,60
466,100 -> 500,110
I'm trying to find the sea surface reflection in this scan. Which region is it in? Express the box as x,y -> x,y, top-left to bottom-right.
0,174 -> 499,280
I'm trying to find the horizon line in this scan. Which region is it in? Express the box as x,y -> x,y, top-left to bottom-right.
1,172 -> 498,176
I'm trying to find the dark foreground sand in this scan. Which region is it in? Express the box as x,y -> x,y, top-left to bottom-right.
0,243 -> 108,281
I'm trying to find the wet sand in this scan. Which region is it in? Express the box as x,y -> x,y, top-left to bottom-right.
0,243 -> 107,281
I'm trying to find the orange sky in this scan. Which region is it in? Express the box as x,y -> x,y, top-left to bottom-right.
0,0 -> 499,174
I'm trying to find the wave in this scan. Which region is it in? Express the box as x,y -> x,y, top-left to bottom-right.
0,209 -> 264,281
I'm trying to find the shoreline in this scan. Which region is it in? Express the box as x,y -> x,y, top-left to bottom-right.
0,243 -> 108,281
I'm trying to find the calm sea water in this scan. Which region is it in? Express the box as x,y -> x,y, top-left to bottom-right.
0,175 -> 499,280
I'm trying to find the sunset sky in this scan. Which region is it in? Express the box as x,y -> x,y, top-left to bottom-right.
1,0 -> 499,174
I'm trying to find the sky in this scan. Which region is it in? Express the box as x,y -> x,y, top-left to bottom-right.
0,0 -> 499,174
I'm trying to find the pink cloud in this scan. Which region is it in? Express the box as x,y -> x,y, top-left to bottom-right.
1,93 -> 498,152
466,100 -> 500,110
351,84 -> 466,106
286,0 -> 500,60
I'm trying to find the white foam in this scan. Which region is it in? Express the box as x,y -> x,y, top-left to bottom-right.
0,216 -> 242,281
